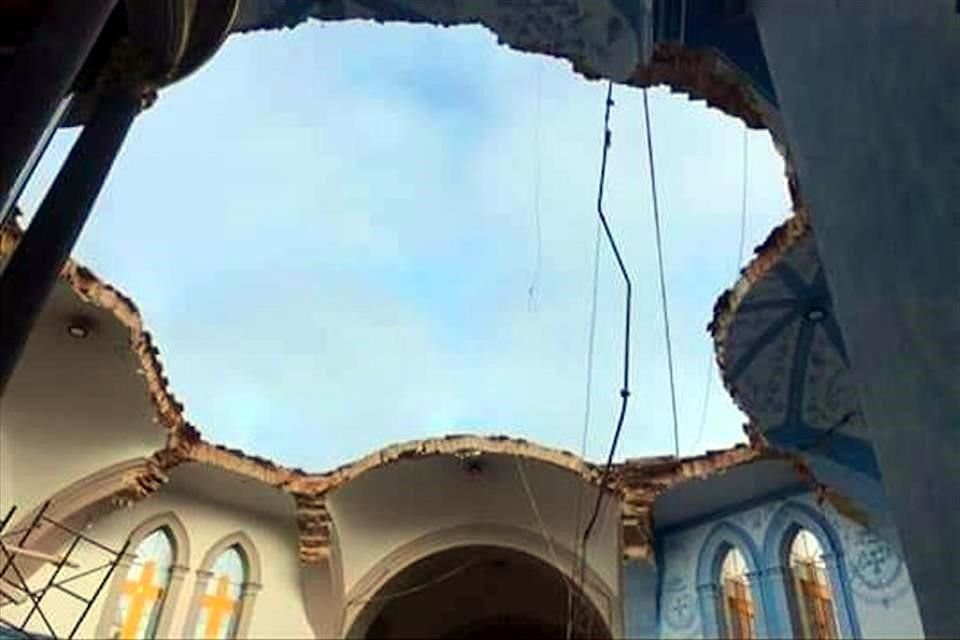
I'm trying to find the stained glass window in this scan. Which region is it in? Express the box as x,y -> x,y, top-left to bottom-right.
719,547 -> 755,639
788,529 -> 838,639
109,528 -> 174,639
194,545 -> 247,639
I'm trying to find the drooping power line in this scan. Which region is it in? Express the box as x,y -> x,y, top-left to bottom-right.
579,79 -> 632,567
641,88 -> 680,457
690,125 -> 750,454
527,60 -> 544,311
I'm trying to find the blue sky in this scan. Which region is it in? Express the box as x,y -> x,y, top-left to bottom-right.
22,21 -> 790,470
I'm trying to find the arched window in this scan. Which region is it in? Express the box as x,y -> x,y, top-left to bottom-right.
786,529 -> 839,639
107,528 -> 175,639
185,533 -> 261,639
193,545 -> 248,639
718,547 -> 755,639
762,502 -> 860,638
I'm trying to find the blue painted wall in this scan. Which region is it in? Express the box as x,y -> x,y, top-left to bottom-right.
645,492 -> 922,639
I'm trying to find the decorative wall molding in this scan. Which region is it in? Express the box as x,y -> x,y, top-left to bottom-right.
94,511 -> 192,639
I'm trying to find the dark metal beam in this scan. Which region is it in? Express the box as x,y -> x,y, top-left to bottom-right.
0,0 -> 119,224
0,84 -> 141,396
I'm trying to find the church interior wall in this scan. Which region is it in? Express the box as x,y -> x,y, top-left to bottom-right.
326,453 -> 621,601
653,491 -> 923,639
1,477 -> 314,639
0,283 -> 167,518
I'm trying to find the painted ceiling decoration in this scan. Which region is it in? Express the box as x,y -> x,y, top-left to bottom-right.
710,212 -> 879,482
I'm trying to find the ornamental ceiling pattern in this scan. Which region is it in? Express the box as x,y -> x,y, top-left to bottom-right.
711,213 -> 878,480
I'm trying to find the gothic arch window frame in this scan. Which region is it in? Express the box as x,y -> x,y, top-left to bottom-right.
762,502 -> 861,638
183,531 -> 262,639
96,511 -> 192,638
695,521 -> 769,638
341,522 -> 619,638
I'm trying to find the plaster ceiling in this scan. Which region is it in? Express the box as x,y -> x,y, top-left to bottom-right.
326,452 -> 621,594
652,458 -> 805,531
165,461 -> 297,520
0,272 -> 166,514
711,214 -> 877,480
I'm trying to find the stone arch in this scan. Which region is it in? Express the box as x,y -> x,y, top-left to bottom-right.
312,435 -> 606,497
122,511 -> 191,566
762,501 -> 861,638
195,530 -> 262,585
695,520 -> 769,638
95,510 -> 191,638
183,530 -> 262,638
0,457 -> 169,581
341,522 -> 620,638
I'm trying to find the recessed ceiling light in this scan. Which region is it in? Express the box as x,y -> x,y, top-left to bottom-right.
66,318 -> 93,339
805,307 -> 826,322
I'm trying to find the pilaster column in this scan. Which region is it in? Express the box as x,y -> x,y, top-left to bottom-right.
235,581 -> 262,639
819,552 -> 859,639
160,564 -> 190,639
696,582 -> 721,638
743,569 -> 772,639
0,0 -> 119,223
756,564 -> 791,638
621,558 -> 658,639
301,558 -> 343,639
181,568 -> 214,637
0,42 -> 151,395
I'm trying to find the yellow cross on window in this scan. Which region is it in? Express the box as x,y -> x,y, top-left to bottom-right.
120,561 -> 163,639
201,575 -> 237,639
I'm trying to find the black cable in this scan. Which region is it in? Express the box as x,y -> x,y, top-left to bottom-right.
580,80 -> 632,556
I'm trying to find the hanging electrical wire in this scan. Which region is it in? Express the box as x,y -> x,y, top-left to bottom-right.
736,125 -> 749,268
566,216 -> 603,639
527,60 -> 544,312
641,88 -> 681,458
575,81 -> 632,602
512,455 -> 579,639
690,125 -> 749,454
343,559 -> 483,609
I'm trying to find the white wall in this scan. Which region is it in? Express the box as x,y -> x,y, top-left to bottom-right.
327,453 -> 621,597
0,284 -> 166,518
1,483 -> 314,639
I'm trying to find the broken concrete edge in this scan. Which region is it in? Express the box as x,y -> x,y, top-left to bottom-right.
707,208 -> 812,422
0,216 -> 816,564
1,215 -> 823,564
233,13 -> 775,131
0,219 -> 201,451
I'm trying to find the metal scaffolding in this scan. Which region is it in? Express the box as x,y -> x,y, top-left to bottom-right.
0,502 -> 128,639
